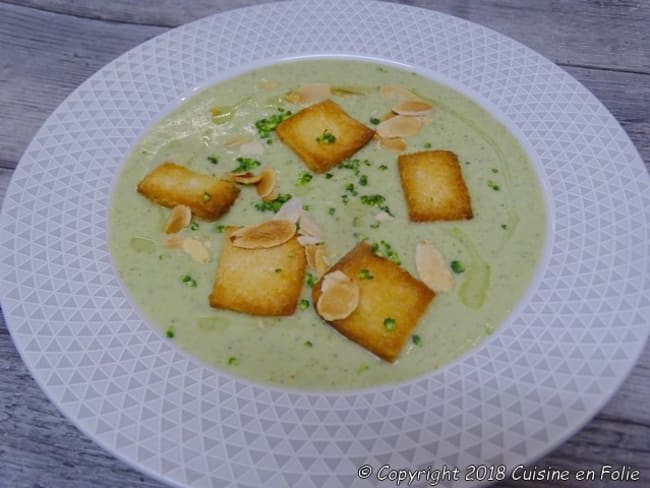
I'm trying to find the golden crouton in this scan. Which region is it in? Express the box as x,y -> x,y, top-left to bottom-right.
312,242 -> 434,362
209,227 -> 306,316
137,162 -> 239,220
398,150 -> 473,222
276,99 -> 374,173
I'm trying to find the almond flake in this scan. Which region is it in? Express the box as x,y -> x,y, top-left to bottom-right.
223,134 -> 252,150
240,139 -> 265,157
376,115 -> 422,138
230,220 -> 296,249
256,167 -> 278,200
378,136 -> 406,152
162,235 -> 185,249
314,246 -> 330,276
287,83 -> 331,105
182,238 -> 211,264
272,197 -> 303,223
392,100 -> 434,116
304,245 -> 318,269
415,240 -> 454,293
381,111 -> 397,122
331,86 -> 363,96
297,212 -> 322,239
164,204 -> 192,234
379,85 -> 421,102
317,271 -> 360,321
297,235 -> 324,247
228,171 -> 263,184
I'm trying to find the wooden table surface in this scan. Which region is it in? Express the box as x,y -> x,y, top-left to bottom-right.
1,1 -> 648,487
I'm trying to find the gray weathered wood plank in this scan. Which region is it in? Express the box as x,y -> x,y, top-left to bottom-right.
5,0 -> 650,73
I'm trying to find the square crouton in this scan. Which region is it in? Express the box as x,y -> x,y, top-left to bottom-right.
312,241 -> 434,362
137,162 -> 240,220
398,150 -> 473,222
276,99 -> 374,173
209,227 -> 306,316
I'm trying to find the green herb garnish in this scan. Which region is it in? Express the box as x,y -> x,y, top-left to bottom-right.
358,269 -> 374,280
423,142 -> 432,149
254,108 -> 292,142
228,357 -> 239,366
370,240 -> 401,264
207,154 -> 219,165
345,183 -> 357,195
325,173 -> 334,179
215,224 -> 226,233
299,299 -> 310,310
358,174 -> 368,186
412,334 -> 422,346
306,273 -> 316,288
316,128 -> 336,144
296,172 -> 313,186
451,260 -> 466,273
383,318 -> 396,331
361,194 -> 393,216
328,207 -> 336,215
166,326 -> 175,338
232,157 -> 261,173
304,340 -> 313,348
190,222 -> 200,231
379,164 -> 388,171
254,193 -> 292,213
487,179 -> 500,191
181,274 -> 197,287
202,192 -> 211,201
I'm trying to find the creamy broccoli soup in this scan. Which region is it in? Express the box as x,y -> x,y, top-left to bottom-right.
110,59 -> 545,389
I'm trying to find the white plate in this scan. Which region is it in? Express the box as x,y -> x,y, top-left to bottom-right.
1,1 -> 649,487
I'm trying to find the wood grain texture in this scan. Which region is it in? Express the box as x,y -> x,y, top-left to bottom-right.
0,1 -> 648,487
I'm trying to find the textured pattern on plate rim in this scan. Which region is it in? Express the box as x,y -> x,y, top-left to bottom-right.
0,1 -> 649,487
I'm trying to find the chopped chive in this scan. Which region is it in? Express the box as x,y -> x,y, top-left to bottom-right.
370,222 -> 380,229
492,168 -> 499,173
299,299 -> 310,310
166,326 -> 175,338
207,155 -> 219,165
379,164 -> 388,171
358,174 -> 368,186
215,224 -> 226,233
190,222 -> 200,231
383,317 -> 396,330
325,173 -> 334,179
181,274 -> 197,287
296,172 -> 313,185
328,207 -> 336,215
487,179 -> 501,191
370,117 -> 380,125
345,183 -> 357,195
358,269 -> 374,280
361,194 -> 393,216
304,340 -> 313,348
316,128 -> 336,144
254,108 -> 292,141
370,240 -> 401,264
451,260 -> 465,273
412,334 -> 422,346
228,357 -> 239,366
306,273 -> 316,288
341,194 -> 349,205
232,157 -> 261,173
423,142 -> 432,149
254,193 -> 292,212
500,224 -> 508,230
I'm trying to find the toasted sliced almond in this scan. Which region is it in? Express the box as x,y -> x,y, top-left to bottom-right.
392,100 -> 434,116
298,212 -> 322,239
297,234 -> 324,247
259,80 -> 279,90
287,83 -> 331,105
228,171 -> 263,184
223,134 -> 252,150
182,238 -> 211,264
378,136 -> 407,152
256,167 -> 278,200
317,271 -> 360,321
415,240 -> 454,293
379,85 -> 421,101
314,246 -> 330,276
262,188 -> 279,202
164,204 -> 192,234
376,115 -> 422,138
230,220 -> 296,249
272,197 -> 303,223
381,111 -> 397,122
162,235 -> 185,249
331,86 -> 364,96
240,139 -> 265,157
304,245 -> 318,269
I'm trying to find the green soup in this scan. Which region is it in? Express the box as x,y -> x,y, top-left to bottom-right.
109,59 -> 546,390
